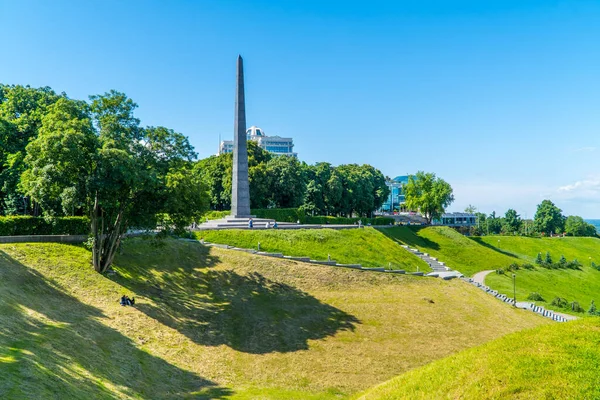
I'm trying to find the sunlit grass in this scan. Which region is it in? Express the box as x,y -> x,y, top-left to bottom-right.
379,226 -> 517,276
0,239 -> 547,398
356,318 -> 600,400
195,227 -> 429,271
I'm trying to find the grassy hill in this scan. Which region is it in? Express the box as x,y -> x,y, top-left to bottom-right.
477,235 -> 600,315
379,226 -> 517,276
356,318 -> 600,400
195,227 -> 429,271
380,227 -> 600,316
0,238 -> 547,399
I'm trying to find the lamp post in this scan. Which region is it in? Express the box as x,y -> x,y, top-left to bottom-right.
513,273 -> 516,306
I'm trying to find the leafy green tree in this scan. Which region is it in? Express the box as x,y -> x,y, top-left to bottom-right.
195,154 -> 232,210
565,215 -> 597,237
265,155 -> 307,208
485,211 -> 503,235
534,200 -> 565,235
544,251 -> 552,265
20,97 -> 97,216
502,209 -> 522,234
0,85 -> 61,214
22,90 -> 205,273
464,204 -> 477,214
404,171 -> 454,224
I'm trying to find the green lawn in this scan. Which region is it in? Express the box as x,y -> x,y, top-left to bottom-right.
195,227 -> 429,271
356,318 -> 600,400
379,227 -> 600,316
475,235 -> 600,265
477,235 -> 600,315
0,238 -> 547,399
378,226 -> 517,276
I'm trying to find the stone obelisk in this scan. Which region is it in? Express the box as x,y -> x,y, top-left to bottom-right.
231,55 -> 251,218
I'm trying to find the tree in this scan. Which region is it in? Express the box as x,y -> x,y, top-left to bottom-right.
565,215 -> 597,237
464,204 -> 477,214
544,251 -> 552,265
403,171 -> 454,224
21,97 -> 97,216
265,156 -> 306,208
22,90 -> 205,273
0,85 -> 61,215
503,209 -> 522,234
485,211 -> 503,235
534,200 -> 565,235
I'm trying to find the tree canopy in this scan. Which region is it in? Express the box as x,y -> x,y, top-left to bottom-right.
18,89 -> 207,272
404,171 -> 454,224
534,200 -> 565,235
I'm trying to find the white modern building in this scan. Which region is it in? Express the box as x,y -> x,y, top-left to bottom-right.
219,126 -> 297,157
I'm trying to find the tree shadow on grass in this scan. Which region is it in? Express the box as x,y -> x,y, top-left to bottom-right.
470,237 -> 519,259
113,243 -> 360,354
0,251 -> 231,399
378,226 -> 441,251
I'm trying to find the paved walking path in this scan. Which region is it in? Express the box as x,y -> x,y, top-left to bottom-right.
472,270 -> 494,285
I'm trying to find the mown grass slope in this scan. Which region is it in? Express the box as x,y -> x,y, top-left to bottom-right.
477,235 -> 600,315
379,226 -> 517,276
356,318 -> 600,400
475,235 -> 600,265
0,239 -> 547,399
195,227 -> 429,271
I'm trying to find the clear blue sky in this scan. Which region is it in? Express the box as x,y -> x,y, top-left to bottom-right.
2,0 -> 600,217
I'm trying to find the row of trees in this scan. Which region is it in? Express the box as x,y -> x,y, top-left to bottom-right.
0,85 -> 207,272
466,200 -> 596,237
196,144 -> 390,217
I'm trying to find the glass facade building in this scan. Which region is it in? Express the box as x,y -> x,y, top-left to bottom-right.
219,126 -> 297,157
379,175 -> 410,212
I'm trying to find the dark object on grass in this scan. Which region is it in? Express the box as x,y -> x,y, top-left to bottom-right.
120,295 -> 135,306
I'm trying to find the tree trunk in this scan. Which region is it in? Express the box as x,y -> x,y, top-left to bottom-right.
92,194 -> 126,274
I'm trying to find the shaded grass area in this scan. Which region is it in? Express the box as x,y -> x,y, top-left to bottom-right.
195,228 -> 429,271
379,226 -> 517,276
0,244 -> 229,399
356,318 -> 600,400
0,239 -> 548,398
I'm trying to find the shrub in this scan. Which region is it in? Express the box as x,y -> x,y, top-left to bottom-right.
0,216 -> 89,236
551,297 -> 568,308
544,251 -> 553,265
496,269 -> 505,275
558,255 -> 567,267
592,261 -> 600,271
527,292 -> 545,302
506,263 -> 520,272
570,301 -> 584,313
522,263 -> 535,270
566,259 -> 582,270
588,300 -> 598,316
535,252 -> 543,265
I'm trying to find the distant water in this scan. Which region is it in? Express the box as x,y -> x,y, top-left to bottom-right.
585,219 -> 600,233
